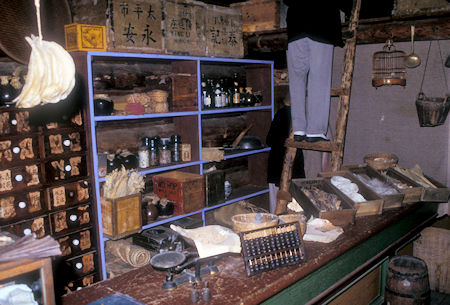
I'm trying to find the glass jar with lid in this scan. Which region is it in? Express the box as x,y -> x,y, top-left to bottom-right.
159,139 -> 171,165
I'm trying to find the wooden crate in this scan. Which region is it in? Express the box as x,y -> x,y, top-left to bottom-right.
381,168 -> 423,204
205,4 -> 244,58
101,194 -> 142,240
344,164 -> 405,210
163,0 -> 207,56
171,74 -> 198,111
231,0 -> 280,32
289,178 -> 355,227
105,0 -> 163,54
318,171 -> 383,217
152,171 -> 204,215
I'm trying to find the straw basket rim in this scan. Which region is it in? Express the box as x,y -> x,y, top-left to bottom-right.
364,153 -> 399,170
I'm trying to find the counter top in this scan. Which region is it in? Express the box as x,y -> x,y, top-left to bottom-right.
62,203 -> 438,305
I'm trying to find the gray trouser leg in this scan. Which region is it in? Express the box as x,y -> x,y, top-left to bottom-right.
288,38 -> 333,135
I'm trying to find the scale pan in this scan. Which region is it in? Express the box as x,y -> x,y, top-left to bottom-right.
150,251 -> 186,269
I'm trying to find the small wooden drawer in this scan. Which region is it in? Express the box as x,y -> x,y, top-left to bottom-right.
381,168 -> 423,203
58,229 -> 93,258
47,180 -> 91,210
63,273 -> 97,292
289,178 -> 355,227
64,252 -> 96,279
0,190 -> 46,223
0,164 -> 42,195
0,136 -> 39,168
344,164 -> 405,210
1,215 -> 50,239
44,155 -> 87,183
43,132 -> 86,157
0,110 -> 35,136
50,204 -> 92,235
44,111 -> 83,130
318,171 -> 383,217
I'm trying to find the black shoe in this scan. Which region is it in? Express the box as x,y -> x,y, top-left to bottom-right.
306,136 -> 330,143
293,135 -> 306,142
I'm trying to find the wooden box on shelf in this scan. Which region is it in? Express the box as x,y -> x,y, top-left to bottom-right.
64,23 -> 106,52
152,171 -> 204,215
205,170 -> 225,207
171,74 -> 197,112
100,194 -> 142,240
231,0 -> 280,33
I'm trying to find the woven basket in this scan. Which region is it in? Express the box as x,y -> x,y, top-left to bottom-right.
413,227 -> 450,293
363,153 -> 399,170
231,213 -> 278,233
415,94 -> 450,127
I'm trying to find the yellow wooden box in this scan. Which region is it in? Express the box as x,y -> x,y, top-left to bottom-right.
101,193 -> 142,240
64,23 -> 106,52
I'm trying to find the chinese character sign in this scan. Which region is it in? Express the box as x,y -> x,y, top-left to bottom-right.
164,1 -> 206,56
206,6 -> 243,58
110,0 -> 162,52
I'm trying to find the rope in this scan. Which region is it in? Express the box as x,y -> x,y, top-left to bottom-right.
419,41 -> 432,93
34,0 -> 42,40
437,41 -> 449,94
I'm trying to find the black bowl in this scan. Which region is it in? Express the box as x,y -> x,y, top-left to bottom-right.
94,98 -> 114,116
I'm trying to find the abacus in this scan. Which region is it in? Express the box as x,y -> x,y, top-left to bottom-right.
239,222 -> 306,276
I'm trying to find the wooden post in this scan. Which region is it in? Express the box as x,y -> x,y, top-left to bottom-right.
330,0 -> 361,171
275,132 -> 296,214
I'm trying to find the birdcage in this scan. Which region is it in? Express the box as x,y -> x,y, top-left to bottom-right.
372,40 -> 407,87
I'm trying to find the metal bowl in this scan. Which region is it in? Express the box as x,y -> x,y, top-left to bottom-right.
238,135 -> 264,150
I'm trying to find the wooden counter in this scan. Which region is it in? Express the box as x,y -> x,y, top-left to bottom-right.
62,203 -> 438,305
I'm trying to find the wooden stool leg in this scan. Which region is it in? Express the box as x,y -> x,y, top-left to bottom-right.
275,135 -> 297,214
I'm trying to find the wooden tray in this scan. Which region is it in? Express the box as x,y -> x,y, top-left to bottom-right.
421,174 -> 450,202
289,178 -> 355,227
380,168 -> 423,204
343,164 -> 404,210
318,171 -> 383,217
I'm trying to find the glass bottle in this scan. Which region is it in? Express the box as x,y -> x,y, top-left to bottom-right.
207,79 -> 215,108
245,87 -> 255,106
171,134 -> 182,162
214,81 -> 223,108
232,73 -> 240,107
148,138 -> 159,166
219,79 -> 228,108
201,74 -> 211,109
239,87 -> 246,105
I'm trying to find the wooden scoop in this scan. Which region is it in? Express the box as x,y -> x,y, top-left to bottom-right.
231,124 -> 253,148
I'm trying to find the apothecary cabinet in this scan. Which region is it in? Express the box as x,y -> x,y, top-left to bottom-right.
72,51 -> 274,280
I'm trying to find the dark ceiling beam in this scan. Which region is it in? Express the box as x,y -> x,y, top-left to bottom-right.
245,12 -> 450,56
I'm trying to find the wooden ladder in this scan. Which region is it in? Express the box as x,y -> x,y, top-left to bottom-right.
275,0 -> 362,214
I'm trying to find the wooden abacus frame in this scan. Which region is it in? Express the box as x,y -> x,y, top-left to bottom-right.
239,222 -> 306,277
